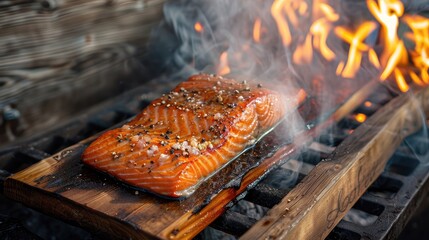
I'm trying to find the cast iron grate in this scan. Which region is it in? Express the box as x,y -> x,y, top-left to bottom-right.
0,85 -> 428,239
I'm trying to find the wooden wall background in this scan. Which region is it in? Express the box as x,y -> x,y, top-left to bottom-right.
0,0 -> 165,144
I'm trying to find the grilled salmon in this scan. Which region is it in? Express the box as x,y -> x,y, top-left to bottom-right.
82,74 -> 301,198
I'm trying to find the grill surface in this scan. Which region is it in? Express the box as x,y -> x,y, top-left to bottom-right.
0,83 -> 428,239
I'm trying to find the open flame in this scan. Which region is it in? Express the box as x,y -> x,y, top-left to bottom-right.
335,22 -> 377,78
253,18 -> 262,43
217,51 -> 231,76
207,0 -> 428,93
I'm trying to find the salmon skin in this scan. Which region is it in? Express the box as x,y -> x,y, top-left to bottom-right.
82,74 -> 292,198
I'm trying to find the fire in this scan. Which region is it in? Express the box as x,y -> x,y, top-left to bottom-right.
379,40 -> 407,81
354,113 -> 367,123
365,0 -> 428,92
217,51 -> 231,76
293,3 -> 338,64
333,0 -> 428,92
271,0 -> 310,46
253,18 -> 262,43
271,0 -> 293,46
293,33 -> 313,64
336,61 -> 345,76
367,0 -> 404,64
404,16 -> 429,65
211,0 -> 429,93
335,22 -> 377,78
394,68 -> 409,92
194,22 -> 204,33
368,49 -> 381,69
409,71 -> 425,87
403,15 -> 429,85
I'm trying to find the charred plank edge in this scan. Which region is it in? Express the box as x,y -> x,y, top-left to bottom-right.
241,86 -> 429,240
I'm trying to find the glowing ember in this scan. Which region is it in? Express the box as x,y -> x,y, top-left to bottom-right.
354,113 -> 367,123
194,22 -> 204,33
217,51 -> 231,76
364,101 -> 373,108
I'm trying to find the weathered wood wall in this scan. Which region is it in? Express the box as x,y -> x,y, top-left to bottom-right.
0,0 -> 165,144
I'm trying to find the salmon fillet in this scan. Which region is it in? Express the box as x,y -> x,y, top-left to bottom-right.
82,74 -> 296,198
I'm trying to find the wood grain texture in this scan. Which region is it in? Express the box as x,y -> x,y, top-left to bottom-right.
0,0 -> 165,142
241,86 -> 429,240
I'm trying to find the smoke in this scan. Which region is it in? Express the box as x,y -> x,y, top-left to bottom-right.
140,1 -> 429,237
144,0 -> 377,108
139,0 -> 382,194
143,0 -> 279,80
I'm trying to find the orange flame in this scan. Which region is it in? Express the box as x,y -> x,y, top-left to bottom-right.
293,3 -> 338,64
293,34 -> 313,64
217,51 -> 231,76
367,0 -> 404,64
194,22 -> 204,33
296,88 -> 308,105
271,0 -> 292,46
368,49 -> 381,68
403,15 -> 429,87
379,40 -> 407,80
253,18 -> 262,43
354,113 -> 367,123
409,71 -> 425,87
336,61 -> 345,75
394,68 -> 409,92
335,22 -> 377,78
422,69 -> 429,84
271,0 -> 309,46
285,0 -> 308,27
310,19 -> 336,61
210,0 -> 429,93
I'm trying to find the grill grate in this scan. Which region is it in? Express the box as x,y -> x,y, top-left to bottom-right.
203,90 -> 429,239
0,84 -> 428,239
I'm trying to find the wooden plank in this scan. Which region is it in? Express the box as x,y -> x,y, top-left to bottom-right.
241,86 -> 429,240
